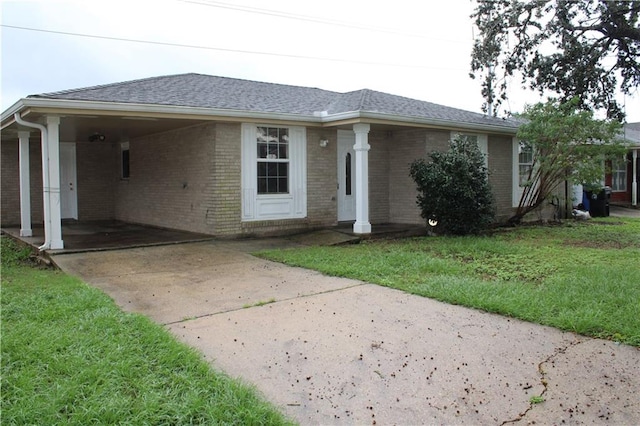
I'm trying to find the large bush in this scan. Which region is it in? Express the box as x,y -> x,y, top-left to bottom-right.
409,137 -> 495,235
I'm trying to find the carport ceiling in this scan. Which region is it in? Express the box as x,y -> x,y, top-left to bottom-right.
58,115 -> 208,143
3,114 -> 208,143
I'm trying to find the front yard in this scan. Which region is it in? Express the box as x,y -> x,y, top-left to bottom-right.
0,237 -> 293,425
258,217 -> 640,346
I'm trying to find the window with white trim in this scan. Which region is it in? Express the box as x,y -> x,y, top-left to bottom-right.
518,141 -> 534,187
257,127 -> 289,194
512,139 -> 537,206
611,158 -> 627,192
241,124 -> 307,221
451,132 -> 488,168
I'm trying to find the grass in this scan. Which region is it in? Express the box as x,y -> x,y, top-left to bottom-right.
1,237 -> 293,425
257,217 -> 640,346
243,298 -> 277,309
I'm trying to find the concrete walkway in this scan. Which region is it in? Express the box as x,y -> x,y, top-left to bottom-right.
51,240 -> 639,425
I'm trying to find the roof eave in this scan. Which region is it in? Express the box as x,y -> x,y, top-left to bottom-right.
1,98 -> 326,126
2,98 -> 520,134
323,111 -> 519,134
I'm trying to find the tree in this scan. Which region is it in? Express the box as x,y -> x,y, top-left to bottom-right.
471,0 -> 640,120
409,137 -> 495,235
511,98 -> 624,224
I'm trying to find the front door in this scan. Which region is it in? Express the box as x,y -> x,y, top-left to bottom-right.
60,143 -> 78,220
337,130 -> 356,221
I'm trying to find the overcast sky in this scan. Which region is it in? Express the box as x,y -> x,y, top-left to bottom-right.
2,0 -> 638,121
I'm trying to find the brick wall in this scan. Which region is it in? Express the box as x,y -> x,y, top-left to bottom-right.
389,128 -> 450,224
2,140 -> 22,226
306,127 -> 338,228
76,141 -> 117,221
210,123 -> 241,236
114,123 -> 216,234
1,138 -> 44,226
369,131 -> 390,223
488,134 -> 515,221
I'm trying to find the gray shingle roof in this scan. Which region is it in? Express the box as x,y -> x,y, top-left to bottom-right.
30,73 -> 520,129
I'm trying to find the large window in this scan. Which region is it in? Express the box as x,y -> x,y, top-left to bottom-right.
257,127 -> 289,194
241,124 -> 307,221
611,158 -> 627,192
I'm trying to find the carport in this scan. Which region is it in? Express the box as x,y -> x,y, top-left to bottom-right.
1,220 -> 214,254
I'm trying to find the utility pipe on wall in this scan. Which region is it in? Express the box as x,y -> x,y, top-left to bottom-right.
14,113 -> 51,250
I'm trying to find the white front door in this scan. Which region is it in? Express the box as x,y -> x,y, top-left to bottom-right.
337,130 -> 356,221
59,143 -> 78,220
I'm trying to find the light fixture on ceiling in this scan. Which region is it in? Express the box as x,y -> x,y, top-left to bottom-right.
88,133 -> 106,142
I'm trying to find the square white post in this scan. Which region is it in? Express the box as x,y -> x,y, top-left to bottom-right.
353,123 -> 371,234
18,131 -> 33,237
46,116 -> 64,249
633,149 -> 638,207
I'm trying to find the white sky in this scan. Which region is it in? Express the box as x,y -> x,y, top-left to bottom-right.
1,0 -> 638,121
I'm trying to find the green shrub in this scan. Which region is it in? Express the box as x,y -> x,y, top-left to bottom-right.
409,137 -> 495,235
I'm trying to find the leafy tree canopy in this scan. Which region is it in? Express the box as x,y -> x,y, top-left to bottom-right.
511,98 -> 625,223
471,0 -> 640,120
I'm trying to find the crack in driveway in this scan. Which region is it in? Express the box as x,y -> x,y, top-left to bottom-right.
162,282 -> 365,326
501,338 -> 588,425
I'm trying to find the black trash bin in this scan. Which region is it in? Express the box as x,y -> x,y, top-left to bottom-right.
588,187 -> 611,217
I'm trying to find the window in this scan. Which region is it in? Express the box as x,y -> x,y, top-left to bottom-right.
518,142 -> 533,187
512,138 -> 536,207
451,132 -> 488,168
611,158 -> 627,192
241,124 -> 307,221
121,142 -> 130,179
257,127 -> 289,194
345,152 -> 352,196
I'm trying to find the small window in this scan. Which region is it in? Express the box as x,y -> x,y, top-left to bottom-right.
518,142 -> 533,187
345,152 -> 352,196
611,158 -> 627,192
256,127 -> 289,194
121,142 -> 130,179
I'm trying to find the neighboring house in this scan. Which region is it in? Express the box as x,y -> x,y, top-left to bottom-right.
1,73 -> 522,249
605,122 -> 640,206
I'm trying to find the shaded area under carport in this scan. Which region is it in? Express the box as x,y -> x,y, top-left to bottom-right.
1,221 -> 214,254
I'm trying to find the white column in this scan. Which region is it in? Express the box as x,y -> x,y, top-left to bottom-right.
352,123 -> 371,234
46,116 -> 64,249
18,131 -> 33,237
632,149 -> 638,207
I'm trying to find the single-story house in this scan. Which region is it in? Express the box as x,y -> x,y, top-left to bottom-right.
1,73 -> 525,249
605,122 -> 640,206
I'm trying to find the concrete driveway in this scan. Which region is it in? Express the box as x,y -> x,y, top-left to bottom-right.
52,239 -> 639,425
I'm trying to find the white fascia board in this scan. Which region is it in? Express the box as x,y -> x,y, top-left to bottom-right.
3,98 -> 520,134
5,98 -> 324,124
1,99 -> 28,128
323,111 -> 519,134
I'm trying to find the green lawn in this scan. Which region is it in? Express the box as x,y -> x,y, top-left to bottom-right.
1,238 -> 293,425
258,217 -> 640,346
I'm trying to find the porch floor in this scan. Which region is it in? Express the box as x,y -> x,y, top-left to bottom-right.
1,221 -> 215,254
1,221 -> 428,255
